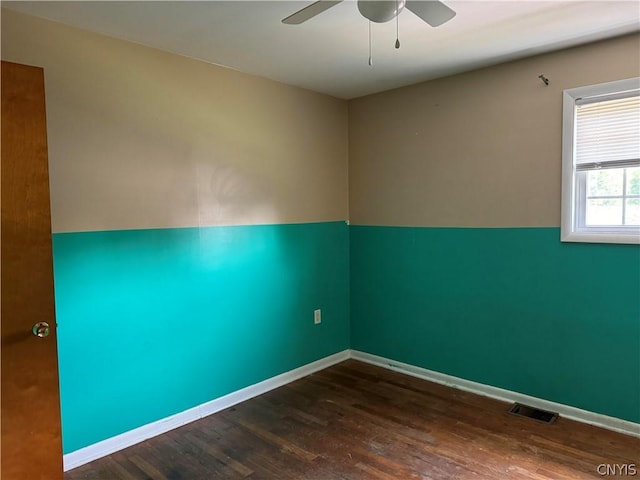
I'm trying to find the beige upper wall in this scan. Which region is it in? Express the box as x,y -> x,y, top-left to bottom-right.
4,9 -> 637,231
1,9 -> 349,233
348,33 -> 640,227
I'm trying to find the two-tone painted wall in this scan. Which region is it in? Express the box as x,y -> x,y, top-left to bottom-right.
2,9 -> 350,454
2,7 -> 639,458
349,33 -> 640,423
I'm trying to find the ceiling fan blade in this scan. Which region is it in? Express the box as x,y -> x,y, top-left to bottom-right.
406,0 -> 456,27
282,1 -> 343,24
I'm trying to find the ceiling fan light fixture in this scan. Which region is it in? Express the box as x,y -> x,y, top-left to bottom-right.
357,0 -> 406,23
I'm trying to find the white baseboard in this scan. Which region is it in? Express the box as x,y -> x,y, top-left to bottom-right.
351,350 -> 640,439
63,349 -> 350,471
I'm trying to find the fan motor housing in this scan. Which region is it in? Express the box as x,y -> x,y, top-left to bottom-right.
357,0 -> 406,23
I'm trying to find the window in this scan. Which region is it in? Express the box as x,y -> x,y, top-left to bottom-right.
561,77 -> 640,244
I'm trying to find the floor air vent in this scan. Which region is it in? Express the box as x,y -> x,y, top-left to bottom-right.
508,403 -> 558,424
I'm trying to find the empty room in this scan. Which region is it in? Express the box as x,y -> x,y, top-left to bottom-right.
1,1 -> 639,479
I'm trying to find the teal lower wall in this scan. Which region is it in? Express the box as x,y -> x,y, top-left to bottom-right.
52,221 -> 349,454
350,226 -> 640,423
53,222 -> 639,454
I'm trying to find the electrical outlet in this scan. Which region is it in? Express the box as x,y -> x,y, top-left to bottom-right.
314,309 -> 321,325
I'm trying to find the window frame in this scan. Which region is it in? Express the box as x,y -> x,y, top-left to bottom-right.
561,77 -> 640,244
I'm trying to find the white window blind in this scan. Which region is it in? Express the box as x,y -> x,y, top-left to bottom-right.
575,93 -> 640,171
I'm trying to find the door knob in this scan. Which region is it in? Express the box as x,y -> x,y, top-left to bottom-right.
32,322 -> 50,338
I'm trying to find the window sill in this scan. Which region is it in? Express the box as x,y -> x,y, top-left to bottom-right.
561,231 -> 640,245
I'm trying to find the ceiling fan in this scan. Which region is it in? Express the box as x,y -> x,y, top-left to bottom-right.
282,0 -> 456,28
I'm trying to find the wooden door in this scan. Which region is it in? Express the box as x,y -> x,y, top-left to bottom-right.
1,61 -> 64,480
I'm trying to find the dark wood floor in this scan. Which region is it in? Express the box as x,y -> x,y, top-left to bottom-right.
65,360 -> 639,479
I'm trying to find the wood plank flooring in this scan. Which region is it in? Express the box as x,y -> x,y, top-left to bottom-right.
65,360 -> 639,479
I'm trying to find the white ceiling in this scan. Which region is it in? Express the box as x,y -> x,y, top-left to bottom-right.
4,1 -> 639,99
